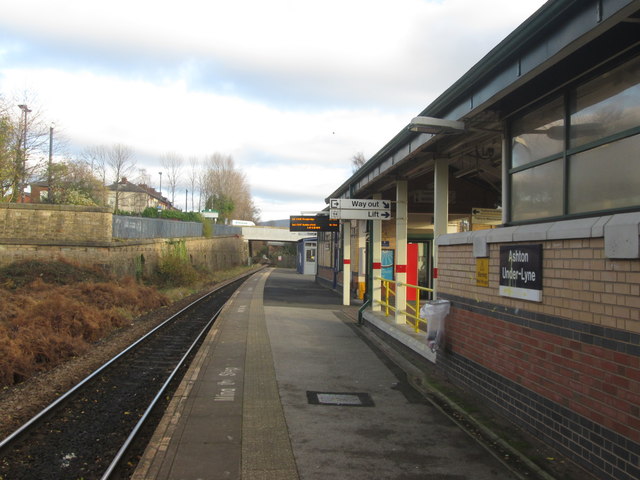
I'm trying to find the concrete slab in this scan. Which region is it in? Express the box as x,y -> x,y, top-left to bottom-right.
134,269 -> 519,480
264,269 -> 517,480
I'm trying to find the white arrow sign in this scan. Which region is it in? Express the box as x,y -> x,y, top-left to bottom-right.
330,209 -> 392,220
329,198 -> 391,210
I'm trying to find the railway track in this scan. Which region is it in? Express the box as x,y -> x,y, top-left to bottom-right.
0,273 -> 253,480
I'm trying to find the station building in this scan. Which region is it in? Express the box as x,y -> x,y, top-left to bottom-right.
317,1 -> 640,478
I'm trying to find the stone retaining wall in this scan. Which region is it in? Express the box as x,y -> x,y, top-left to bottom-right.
0,204 -> 247,277
0,203 -> 112,243
0,236 -> 247,278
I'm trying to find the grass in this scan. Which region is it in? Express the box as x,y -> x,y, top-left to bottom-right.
0,259 -> 258,388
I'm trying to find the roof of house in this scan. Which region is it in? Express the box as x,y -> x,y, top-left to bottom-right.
107,178 -> 172,206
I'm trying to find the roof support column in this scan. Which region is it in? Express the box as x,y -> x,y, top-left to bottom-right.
357,220 -> 366,300
371,194 -> 382,312
395,180 -> 407,324
342,220 -> 351,306
433,158 -> 449,297
501,134 -> 509,224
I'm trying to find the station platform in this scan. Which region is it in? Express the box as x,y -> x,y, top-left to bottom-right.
133,268 -> 518,480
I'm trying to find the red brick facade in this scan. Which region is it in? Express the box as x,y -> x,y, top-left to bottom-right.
438,240 -> 640,478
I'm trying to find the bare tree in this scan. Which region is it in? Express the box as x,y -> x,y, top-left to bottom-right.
196,159 -> 208,213
161,152 -> 183,206
135,168 -> 151,187
81,145 -> 110,205
187,156 -> 200,212
201,153 -> 259,223
351,151 -> 366,172
2,95 -> 50,202
82,145 -> 109,184
107,144 -> 136,211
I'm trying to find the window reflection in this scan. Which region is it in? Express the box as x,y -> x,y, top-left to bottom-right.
571,57 -> 640,148
512,161 -> 563,221
569,134 -> 640,213
511,96 -> 564,168
510,55 -> 640,223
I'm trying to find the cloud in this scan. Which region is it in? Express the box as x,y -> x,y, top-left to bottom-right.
0,0 -> 546,220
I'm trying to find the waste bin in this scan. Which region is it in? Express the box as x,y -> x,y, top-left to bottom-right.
419,299 -> 450,352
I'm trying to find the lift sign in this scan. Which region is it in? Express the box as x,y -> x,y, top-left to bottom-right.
499,244 -> 543,302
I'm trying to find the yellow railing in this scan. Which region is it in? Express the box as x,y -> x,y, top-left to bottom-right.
374,276 -> 434,333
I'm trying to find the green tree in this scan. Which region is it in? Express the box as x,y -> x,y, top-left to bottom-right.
0,114 -> 16,200
47,161 -> 106,205
205,193 -> 234,222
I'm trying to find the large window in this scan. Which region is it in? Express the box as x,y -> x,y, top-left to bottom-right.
568,135 -> 640,214
512,161 -> 563,221
511,96 -> 565,168
509,55 -> 640,222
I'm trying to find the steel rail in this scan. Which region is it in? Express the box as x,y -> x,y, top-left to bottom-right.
0,270 -> 255,452
100,303 -> 225,479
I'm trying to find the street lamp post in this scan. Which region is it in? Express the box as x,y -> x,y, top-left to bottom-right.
18,104 -> 31,203
48,124 -> 54,203
158,172 -> 163,211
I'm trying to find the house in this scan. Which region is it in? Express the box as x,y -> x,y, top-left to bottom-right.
107,178 -> 173,213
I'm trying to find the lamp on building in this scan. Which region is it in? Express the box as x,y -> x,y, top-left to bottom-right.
408,116 -> 466,135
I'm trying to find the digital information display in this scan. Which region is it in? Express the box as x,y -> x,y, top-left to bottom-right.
289,215 -> 339,232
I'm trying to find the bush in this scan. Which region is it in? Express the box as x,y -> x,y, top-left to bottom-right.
0,259 -> 110,289
140,207 -> 204,223
156,239 -> 198,286
0,261 -> 168,387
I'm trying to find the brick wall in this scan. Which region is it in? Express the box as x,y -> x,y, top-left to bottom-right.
439,239 -> 640,332
0,203 -> 112,243
437,240 -> 640,480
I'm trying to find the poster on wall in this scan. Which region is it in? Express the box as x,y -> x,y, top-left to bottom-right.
499,244 -> 543,302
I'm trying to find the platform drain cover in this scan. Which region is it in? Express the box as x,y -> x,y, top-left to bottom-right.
306,391 -> 374,407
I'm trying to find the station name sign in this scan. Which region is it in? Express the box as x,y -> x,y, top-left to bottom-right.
289,215 -> 339,232
499,244 -> 543,302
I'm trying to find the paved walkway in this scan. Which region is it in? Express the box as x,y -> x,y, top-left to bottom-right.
133,268 -> 517,479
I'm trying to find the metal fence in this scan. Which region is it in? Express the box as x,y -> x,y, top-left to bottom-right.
113,216 -> 203,239
211,224 -> 242,236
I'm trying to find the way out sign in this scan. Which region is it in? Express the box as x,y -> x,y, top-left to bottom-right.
329,198 -> 392,220
329,198 -> 391,210
499,244 -> 543,302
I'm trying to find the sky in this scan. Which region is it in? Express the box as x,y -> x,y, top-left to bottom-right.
0,0 -> 547,221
